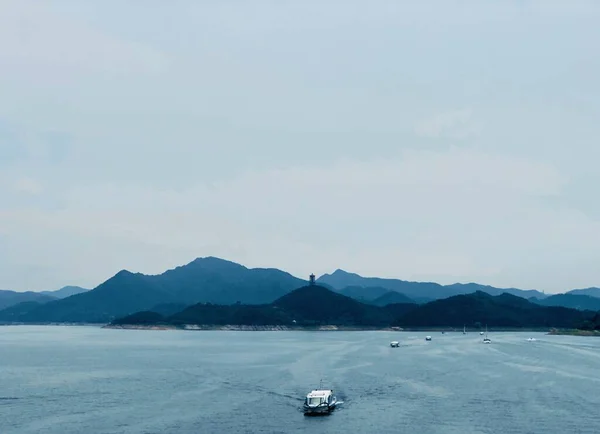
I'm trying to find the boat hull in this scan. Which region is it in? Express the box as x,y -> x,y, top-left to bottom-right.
303,402 -> 336,415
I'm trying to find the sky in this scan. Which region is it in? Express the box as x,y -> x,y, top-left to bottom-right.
1,1 -> 599,293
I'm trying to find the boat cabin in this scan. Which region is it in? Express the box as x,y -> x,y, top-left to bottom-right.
390,341 -> 399,347
305,389 -> 334,406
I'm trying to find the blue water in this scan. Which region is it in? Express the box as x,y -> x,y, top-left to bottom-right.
2,326 -> 600,433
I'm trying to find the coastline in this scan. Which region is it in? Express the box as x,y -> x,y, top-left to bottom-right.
103,324 -> 406,331
103,324 -> 560,332
547,328 -> 600,337
4,323 -> 596,335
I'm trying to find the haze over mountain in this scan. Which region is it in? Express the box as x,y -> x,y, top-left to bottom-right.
332,285 -> 391,302
113,284 -> 418,328
111,285 -> 595,330
41,286 -> 89,299
566,288 -> 600,299
530,294 -> 600,312
0,290 -> 56,311
317,269 -> 548,301
3,256 -> 600,325
369,291 -> 416,307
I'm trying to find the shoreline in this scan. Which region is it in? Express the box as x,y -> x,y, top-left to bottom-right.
3,323 -> 597,335
103,324 -> 406,331
547,328 -> 600,337
104,324 -> 559,332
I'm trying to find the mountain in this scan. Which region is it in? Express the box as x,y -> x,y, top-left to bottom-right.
443,283 -> 547,299
147,303 -> 189,317
317,269 -> 547,301
41,286 -> 89,299
8,257 -> 306,323
579,312 -> 600,331
566,287 -> 600,299
0,301 -> 45,322
113,284 -> 418,328
334,285 -> 391,302
370,291 -> 415,307
273,285 -> 401,326
394,291 -> 593,328
0,290 -> 56,310
530,294 -> 600,311
111,286 -> 590,330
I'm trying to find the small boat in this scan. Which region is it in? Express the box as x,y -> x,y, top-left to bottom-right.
480,331 -> 484,335
483,325 -> 491,344
390,341 -> 399,347
527,337 -> 536,342
303,383 -> 337,415
425,336 -> 432,341
441,331 -> 445,334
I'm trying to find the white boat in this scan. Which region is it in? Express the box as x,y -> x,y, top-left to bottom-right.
390,341 -> 399,347
425,336 -> 432,341
483,325 -> 491,344
527,337 -> 536,342
480,331 -> 484,335
303,385 -> 337,415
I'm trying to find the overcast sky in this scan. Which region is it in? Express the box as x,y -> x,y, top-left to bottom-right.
1,1 -> 599,293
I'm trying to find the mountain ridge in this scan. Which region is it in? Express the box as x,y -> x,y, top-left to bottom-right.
2,257 -> 600,324
1,257 -> 306,323
317,269 -> 549,301
110,285 -> 596,330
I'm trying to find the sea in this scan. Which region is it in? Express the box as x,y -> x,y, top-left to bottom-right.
1,326 -> 600,434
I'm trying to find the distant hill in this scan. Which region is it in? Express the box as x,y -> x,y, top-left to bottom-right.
530,294 -> 600,311
0,301 -> 45,322
317,269 -> 547,301
167,303 -> 293,326
394,291 -> 593,328
333,285 -> 391,302
579,312 -> 600,331
41,286 -> 89,299
147,303 -> 189,317
111,286 -> 589,330
566,287 -> 600,299
0,290 -> 56,310
8,257 -> 306,323
273,285 -> 399,326
112,311 -> 166,326
113,285 -> 418,327
369,291 -> 415,307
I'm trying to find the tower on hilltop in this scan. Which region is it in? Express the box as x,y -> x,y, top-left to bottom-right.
309,273 -> 316,285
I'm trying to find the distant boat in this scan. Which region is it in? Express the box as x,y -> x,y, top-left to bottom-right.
483,325 -> 491,344
390,341 -> 399,347
303,381 -> 337,415
425,336 -> 432,341
527,337 -> 536,342
480,331 -> 484,335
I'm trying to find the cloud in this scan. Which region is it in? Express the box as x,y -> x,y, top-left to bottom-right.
0,0 -> 598,295
12,177 -> 43,195
0,119 -> 73,167
414,109 -> 482,140
0,1 -> 169,81
1,147 -> 594,292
